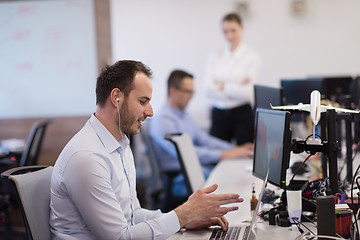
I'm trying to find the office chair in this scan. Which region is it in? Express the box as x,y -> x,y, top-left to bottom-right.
0,119 -> 51,168
19,119 -> 52,167
140,120 -> 183,211
0,119 -> 51,239
139,120 -> 164,209
164,133 -> 205,194
1,165 -> 53,240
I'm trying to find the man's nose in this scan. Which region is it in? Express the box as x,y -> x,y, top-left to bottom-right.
145,103 -> 154,117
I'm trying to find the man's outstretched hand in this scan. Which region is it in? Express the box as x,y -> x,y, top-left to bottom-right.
174,184 -> 243,230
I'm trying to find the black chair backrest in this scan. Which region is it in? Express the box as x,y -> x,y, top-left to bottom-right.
19,119 -> 51,167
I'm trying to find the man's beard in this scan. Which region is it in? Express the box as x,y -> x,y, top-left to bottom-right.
119,98 -> 139,136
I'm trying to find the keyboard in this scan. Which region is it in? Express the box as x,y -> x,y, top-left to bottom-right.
209,226 -> 250,240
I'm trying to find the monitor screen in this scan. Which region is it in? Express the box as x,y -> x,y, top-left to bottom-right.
281,78 -> 323,105
253,109 -> 292,188
322,76 -> 353,103
254,85 -> 283,110
350,76 -> 360,108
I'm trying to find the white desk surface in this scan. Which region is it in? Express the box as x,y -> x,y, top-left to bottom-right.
169,158 -> 314,240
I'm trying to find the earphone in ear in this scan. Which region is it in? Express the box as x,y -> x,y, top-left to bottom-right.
115,96 -> 123,138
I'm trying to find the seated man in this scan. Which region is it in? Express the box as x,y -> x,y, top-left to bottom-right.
150,70 -> 254,197
50,60 -> 243,239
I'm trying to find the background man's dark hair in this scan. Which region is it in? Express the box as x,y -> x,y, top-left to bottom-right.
96,60 -> 152,106
167,70 -> 194,96
223,12 -> 242,26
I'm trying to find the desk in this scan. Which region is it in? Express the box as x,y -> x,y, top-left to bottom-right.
169,158 -> 314,240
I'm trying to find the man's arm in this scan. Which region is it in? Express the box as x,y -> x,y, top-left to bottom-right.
193,124 -> 253,162
221,143 -> 254,159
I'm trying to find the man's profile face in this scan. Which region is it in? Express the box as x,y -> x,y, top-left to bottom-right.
120,72 -> 153,135
173,77 -> 194,110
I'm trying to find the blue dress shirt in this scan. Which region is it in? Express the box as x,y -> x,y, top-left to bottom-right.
149,102 -> 233,172
50,114 -> 180,240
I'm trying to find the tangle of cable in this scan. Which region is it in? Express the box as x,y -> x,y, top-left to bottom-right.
350,161 -> 360,240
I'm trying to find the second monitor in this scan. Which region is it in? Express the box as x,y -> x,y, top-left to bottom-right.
253,108 -> 292,188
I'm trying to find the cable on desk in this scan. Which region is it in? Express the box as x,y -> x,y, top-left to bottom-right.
291,217 -> 315,236
292,216 -> 345,239
350,162 -> 360,240
289,153 -> 313,183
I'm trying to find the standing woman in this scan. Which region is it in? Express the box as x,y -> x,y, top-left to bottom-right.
205,13 -> 261,145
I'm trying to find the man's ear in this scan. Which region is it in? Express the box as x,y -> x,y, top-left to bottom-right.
169,86 -> 176,96
110,88 -> 124,107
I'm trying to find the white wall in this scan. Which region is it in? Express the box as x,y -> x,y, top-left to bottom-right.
111,0 -> 360,129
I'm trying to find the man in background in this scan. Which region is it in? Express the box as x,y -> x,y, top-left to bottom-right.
150,70 -> 253,197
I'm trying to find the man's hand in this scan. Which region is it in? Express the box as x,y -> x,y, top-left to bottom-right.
184,216 -> 229,231
221,142 -> 254,159
174,184 -> 243,228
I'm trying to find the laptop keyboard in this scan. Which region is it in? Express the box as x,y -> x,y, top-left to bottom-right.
209,226 -> 246,240
242,226 -> 251,240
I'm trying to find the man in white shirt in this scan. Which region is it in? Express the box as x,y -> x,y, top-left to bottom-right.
50,60 -> 243,240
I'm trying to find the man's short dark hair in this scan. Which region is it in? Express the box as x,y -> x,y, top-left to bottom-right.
96,60 -> 152,106
223,13 -> 242,26
167,70 -> 194,96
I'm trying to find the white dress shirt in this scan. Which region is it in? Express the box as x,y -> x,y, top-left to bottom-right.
205,42 -> 261,109
50,114 -> 180,240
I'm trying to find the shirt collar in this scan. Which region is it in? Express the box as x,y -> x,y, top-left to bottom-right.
89,113 -> 130,154
224,42 -> 247,58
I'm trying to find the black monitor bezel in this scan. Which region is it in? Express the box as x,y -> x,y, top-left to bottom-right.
281,78 -> 323,105
254,84 -> 284,110
252,108 -> 292,189
322,76 -> 353,102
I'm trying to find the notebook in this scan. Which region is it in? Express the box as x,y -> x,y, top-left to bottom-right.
178,170 -> 269,240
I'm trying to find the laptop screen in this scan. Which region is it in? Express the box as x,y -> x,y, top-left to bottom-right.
245,170 -> 269,240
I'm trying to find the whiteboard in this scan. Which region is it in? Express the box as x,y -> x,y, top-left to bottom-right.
0,0 -> 98,118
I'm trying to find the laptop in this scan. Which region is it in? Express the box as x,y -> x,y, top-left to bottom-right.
178,170 -> 269,240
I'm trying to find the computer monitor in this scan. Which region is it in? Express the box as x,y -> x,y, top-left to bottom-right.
253,108 -> 292,188
350,76 -> 360,108
254,85 -> 284,110
281,78 -> 323,105
322,76 -> 353,104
